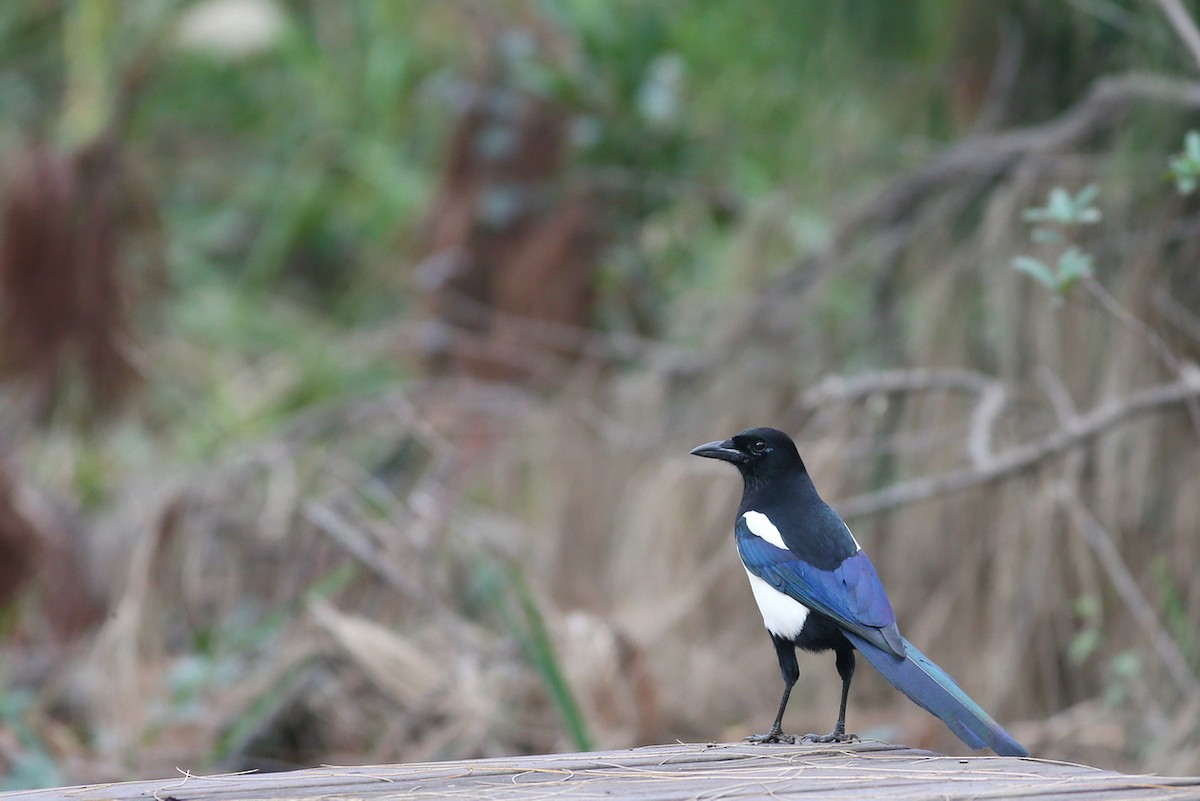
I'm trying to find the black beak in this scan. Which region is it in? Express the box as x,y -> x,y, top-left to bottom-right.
690,438 -> 747,463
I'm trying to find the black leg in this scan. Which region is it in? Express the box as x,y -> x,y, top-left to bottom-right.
744,635 -> 799,744
802,646 -> 859,744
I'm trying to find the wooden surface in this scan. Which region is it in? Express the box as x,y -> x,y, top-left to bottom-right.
3,741 -> 1199,801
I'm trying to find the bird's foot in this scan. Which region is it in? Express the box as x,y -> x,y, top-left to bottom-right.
742,730 -> 799,745
801,730 -> 859,745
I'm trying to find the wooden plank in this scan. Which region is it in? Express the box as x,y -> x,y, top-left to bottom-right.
2,742 -> 1198,801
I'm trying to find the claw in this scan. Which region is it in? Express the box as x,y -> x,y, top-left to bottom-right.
743,731 -> 799,745
801,730 -> 860,744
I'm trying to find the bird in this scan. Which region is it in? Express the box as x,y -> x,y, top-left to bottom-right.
691,426 -> 1028,757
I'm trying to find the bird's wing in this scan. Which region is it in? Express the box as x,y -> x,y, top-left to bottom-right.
736,517 -> 905,657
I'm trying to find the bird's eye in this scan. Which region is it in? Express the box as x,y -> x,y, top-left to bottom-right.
750,440 -> 767,455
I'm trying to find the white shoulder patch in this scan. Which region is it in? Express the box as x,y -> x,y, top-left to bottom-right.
843,522 -> 862,552
742,510 -> 787,549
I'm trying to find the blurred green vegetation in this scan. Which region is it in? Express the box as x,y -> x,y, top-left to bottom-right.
2,1 -> 1189,406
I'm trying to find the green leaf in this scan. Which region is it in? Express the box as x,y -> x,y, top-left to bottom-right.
1048,187 -> 1073,222
1012,256 -> 1056,289
1170,133 -> 1200,196
1072,185 -> 1101,224
1057,247 -> 1094,282
1109,649 -> 1141,678
1073,594 -> 1100,619
1055,247 -> 1093,293
1171,154 -> 1200,195
494,565 -> 593,752
1187,129 -> 1200,162
513,568 -> 593,751
1068,628 -> 1101,665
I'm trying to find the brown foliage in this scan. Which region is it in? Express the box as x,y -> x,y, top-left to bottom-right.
0,461 -> 38,611
0,459 -> 103,641
0,139 -> 149,419
417,82 -> 599,382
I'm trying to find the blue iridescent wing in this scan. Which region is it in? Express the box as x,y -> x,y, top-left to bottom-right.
736,516 -> 905,656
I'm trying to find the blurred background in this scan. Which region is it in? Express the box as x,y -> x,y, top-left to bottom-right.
3,0 -> 1200,789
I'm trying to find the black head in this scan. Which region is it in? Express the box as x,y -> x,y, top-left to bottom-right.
690,427 -> 806,488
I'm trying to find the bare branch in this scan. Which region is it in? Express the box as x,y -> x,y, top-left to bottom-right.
836,372 -> 1200,518
304,501 -> 424,602
849,73 -> 1200,232
967,382 -> 1007,467
772,73 -> 1200,295
303,500 -> 476,648
797,367 -> 997,408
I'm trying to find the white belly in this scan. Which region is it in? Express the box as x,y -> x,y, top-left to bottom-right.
745,568 -> 810,639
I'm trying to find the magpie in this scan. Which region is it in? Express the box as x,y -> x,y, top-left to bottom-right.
691,426 -> 1028,756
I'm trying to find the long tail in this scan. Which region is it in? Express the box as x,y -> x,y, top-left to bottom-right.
845,631 -> 1029,757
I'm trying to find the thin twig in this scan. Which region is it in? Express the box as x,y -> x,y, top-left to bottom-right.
1157,0 -> 1200,74
1081,278 -> 1179,371
1057,481 -> 1200,699
1081,275 -> 1200,440
1034,366 -> 1079,429
1151,283 -> 1200,345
